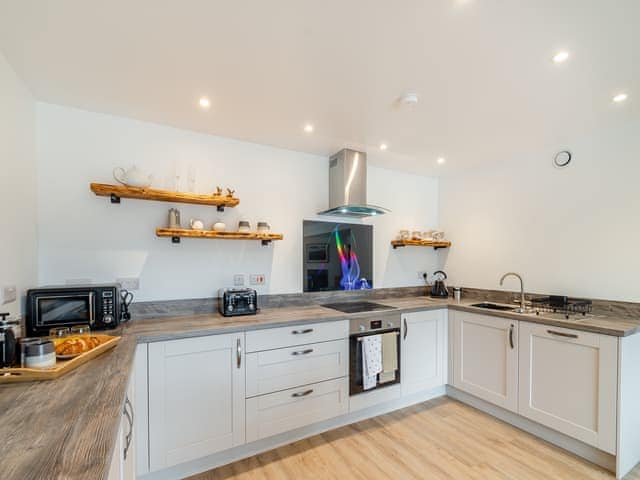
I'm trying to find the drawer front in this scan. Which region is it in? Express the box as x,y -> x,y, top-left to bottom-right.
245,320 -> 348,352
246,377 -> 349,442
246,339 -> 348,397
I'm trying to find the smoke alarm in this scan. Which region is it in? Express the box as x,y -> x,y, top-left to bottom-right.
400,93 -> 419,105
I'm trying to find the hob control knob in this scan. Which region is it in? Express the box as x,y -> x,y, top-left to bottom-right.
103,315 -> 113,324
249,303 -> 255,310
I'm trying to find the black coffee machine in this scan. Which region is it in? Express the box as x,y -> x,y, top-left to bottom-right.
430,270 -> 449,298
0,312 -> 17,368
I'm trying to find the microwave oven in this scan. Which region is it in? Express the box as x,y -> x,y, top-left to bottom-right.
26,284 -> 120,336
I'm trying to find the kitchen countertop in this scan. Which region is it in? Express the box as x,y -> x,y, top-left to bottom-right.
2,295 -> 639,480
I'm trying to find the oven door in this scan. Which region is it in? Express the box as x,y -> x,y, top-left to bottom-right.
349,328 -> 401,396
33,292 -> 95,330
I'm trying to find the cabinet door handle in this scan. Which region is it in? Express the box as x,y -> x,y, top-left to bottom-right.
123,396 -> 134,460
403,318 -> 408,340
547,330 -> 578,339
236,337 -> 242,368
292,328 -> 314,335
292,389 -> 314,398
509,324 -> 515,349
291,348 -> 314,356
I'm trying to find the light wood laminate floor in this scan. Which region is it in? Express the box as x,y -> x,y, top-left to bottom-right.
188,397 -> 640,480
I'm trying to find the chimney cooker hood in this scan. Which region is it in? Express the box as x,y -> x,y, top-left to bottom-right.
317,149 -> 390,217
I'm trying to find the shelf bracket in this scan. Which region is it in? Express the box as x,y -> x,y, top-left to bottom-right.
217,206 -> 225,212
110,193 -> 121,204
171,236 -> 181,244
261,240 -> 272,246
393,244 -> 404,250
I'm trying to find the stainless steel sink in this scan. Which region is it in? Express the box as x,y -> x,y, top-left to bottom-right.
470,302 -> 517,312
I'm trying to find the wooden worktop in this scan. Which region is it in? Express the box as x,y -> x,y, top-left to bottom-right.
1,295 -> 639,479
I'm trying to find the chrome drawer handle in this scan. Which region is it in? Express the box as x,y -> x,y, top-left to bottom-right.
292,328 -> 314,334
236,338 -> 242,368
292,389 -> 314,398
547,330 -> 578,339
509,324 -> 514,349
291,348 -> 314,356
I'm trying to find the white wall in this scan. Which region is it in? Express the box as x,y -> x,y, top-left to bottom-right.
439,119 -> 640,302
36,104 -> 440,301
0,52 -> 37,318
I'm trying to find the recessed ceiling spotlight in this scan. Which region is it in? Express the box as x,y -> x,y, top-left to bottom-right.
613,93 -> 628,103
552,51 -> 570,64
379,143 -> 388,151
304,124 -> 314,133
199,97 -> 210,109
437,157 -> 446,165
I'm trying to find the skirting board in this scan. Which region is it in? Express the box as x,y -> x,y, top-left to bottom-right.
447,386 -> 617,474
139,385 -> 446,480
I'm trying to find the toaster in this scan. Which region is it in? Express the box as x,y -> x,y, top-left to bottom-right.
219,288 -> 258,317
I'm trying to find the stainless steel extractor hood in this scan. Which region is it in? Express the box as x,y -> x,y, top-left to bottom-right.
317,149 -> 390,217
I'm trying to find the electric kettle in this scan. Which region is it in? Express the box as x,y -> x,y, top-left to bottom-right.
430,270 -> 449,298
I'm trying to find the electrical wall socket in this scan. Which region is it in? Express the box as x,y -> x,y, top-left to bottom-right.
233,274 -> 245,286
1,285 -> 17,304
117,277 -> 140,290
250,274 -> 265,285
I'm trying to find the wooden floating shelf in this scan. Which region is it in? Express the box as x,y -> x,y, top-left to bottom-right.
156,228 -> 284,245
90,183 -> 239,211
391,239 -> 452,250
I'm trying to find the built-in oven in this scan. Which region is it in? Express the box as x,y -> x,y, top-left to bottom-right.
26,284 -> 120,336
349,313 -> 401,396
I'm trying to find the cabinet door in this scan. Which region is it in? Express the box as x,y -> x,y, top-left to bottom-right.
518,322 -> 617,454
401,309 -> 447,396
148,333 -> 245,471
107,420 -> 123,480
452,311 -> 519,412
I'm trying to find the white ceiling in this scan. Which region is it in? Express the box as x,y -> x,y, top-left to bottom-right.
0,0 -> 638,176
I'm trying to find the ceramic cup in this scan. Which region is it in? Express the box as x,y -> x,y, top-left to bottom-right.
238,221 -> 251,233
190,218 -> 204,230
257,222 -> 270,234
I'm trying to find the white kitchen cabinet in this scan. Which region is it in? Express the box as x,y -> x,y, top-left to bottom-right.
108,374 -> 136,480
518,321 -> 617,454
401,309 -> 447,396
451,311 -> 519,412
148,333 -> 245,471
246,377 -> 349,442
246,339 -> 348,397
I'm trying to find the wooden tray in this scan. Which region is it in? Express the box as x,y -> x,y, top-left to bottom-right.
0,334 -> 121,383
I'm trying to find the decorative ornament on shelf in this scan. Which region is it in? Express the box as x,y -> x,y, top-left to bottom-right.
226,188 -> 235,198
112,165 -> 153,188
215,186 -> 223,196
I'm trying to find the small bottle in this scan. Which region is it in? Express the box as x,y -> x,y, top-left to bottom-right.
453,287 -> 462,302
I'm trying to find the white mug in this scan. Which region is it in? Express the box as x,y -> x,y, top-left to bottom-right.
190,218 -> 204,230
